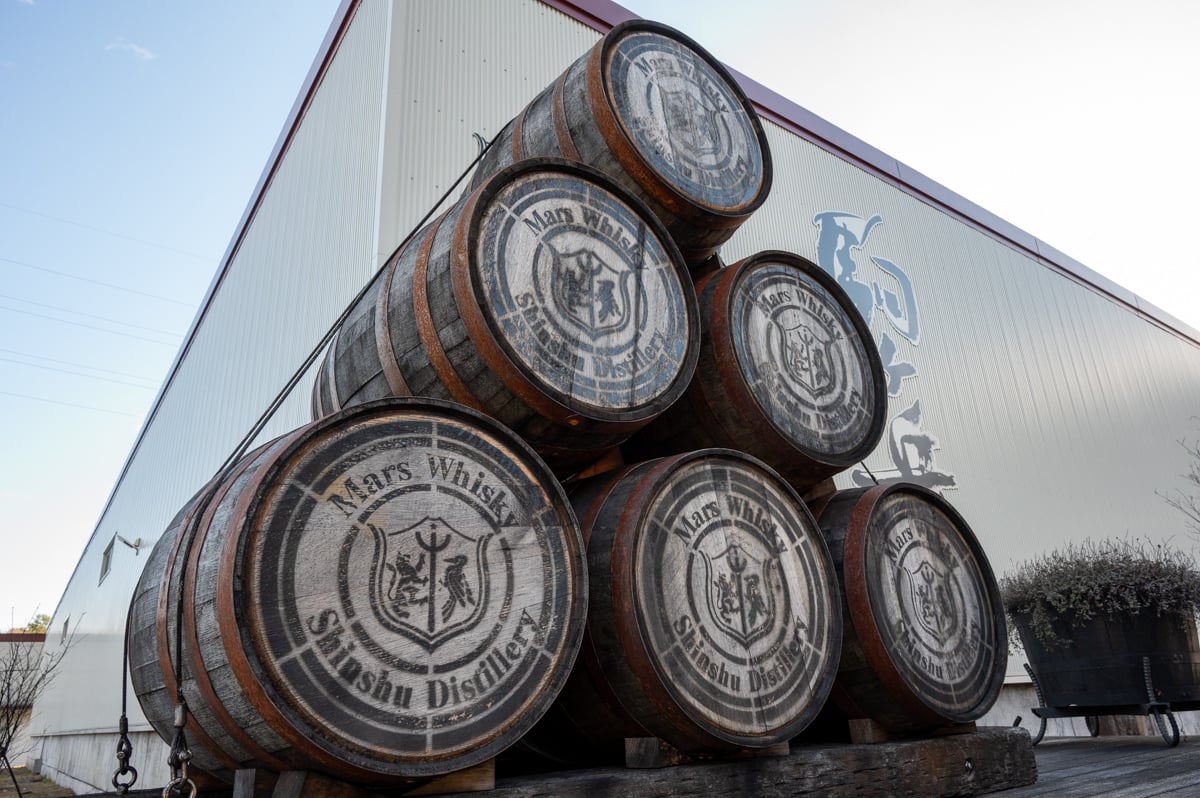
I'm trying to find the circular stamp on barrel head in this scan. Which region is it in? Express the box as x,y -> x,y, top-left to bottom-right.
245,402 -> 584,775
474,169 -> 692,415
863,492 -> 1002,717
634,453 -> 840,742
731,258 -> 879,457
605,29 -> 766,213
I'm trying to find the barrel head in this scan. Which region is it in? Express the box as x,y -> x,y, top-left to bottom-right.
602,23 -> 769,215
241,399 -> 586,779
825,484 -> 1007,729
726,252 -> 884,464
468,162 -> 697,419
619,451 -> 842,748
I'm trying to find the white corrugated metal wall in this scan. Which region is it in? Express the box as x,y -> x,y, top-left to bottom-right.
28,0 -> 1200,789
375,0 -> 601,258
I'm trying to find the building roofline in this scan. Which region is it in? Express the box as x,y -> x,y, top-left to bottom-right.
47,0 -> 362,623
545,0 -> 1200,346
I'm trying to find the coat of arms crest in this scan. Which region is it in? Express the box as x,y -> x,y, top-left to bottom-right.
367,517 -> 492,651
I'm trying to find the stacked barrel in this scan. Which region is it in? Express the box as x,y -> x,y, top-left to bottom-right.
129,19 -> 1006,790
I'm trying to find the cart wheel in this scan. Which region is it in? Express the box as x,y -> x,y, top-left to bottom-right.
1150,709 -> 1180,747
1085,715 -> 1100,737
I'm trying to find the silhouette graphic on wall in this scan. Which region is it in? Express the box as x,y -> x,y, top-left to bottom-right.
815,210 -> 956,492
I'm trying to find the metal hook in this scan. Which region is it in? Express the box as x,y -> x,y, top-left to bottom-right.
111,714 -> 138,793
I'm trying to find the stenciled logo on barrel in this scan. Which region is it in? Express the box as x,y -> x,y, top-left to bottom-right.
636,458 -> 836,735
607,31 -> 763,210
366,516 -> 492,651
865,494 -> 999,715
248,417 -> 576,761
477,172 -> 691,411
733,263 -> 876,455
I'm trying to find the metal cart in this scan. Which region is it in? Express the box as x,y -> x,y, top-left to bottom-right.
1024,658 -> 1190,746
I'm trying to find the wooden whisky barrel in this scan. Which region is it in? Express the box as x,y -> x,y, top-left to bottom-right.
810,484 -> 1007,735
469,20 -> 772,263
128,398 -> 587,784
626,251 -> 886,490
310,158 -> 700,478
520,449 -> 842,762
127,472 -> 241,781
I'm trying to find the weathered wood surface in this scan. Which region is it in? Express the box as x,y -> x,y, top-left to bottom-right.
522,450 -> 841,760
998,736 -> 1199,797
627,251 -> 886,489
311,159 -> 699,477
128,442 -> 297,783
812,485 -> 1008,736
624,737 -> 789,769
473,727 -> 1034,798
470,20 -> 771,262
846,717 -> 976,745
131,398 -> 587,784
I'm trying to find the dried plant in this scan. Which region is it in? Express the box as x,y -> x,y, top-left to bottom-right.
1001,538 -> 1200,650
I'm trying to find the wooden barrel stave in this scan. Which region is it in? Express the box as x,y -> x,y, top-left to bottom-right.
332,274 -> 394,408
812,484 -> 1007,735
183,440 -> 300,771
129,443 -> 300,780
519,80 -> 568,161
127,489 -> 240,777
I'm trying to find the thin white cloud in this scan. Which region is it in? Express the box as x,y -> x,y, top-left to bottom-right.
16,0 -> 35,6
105,37 -> 156,61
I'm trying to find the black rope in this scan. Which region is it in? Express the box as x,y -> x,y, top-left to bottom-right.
214,132 -> 497,476
858,460 -> 880,485
112,597 -> 138,793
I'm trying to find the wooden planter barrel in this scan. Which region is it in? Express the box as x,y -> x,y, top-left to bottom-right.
519,449 -> 842,764
311,158 -> 700,478
129,398 -> 587,785
811,484 -> 1007,735
469,20 -> 772,263
1016,611 -> 1200,709
626,251 -> 886,490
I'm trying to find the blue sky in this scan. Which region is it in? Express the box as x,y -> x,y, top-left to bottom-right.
1,0 -> 341,628
2,0 -> 1198,628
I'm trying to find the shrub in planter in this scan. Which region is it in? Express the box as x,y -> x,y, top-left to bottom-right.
1001,538 -> 1200,708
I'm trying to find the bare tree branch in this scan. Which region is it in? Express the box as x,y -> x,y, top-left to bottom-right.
0,630 -> 73,763
1159,434 -> 1200,538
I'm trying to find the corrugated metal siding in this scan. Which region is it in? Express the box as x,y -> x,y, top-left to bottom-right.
376,0 -> 601,256
34,0 -> 390,740
726,120 -> 1200,678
